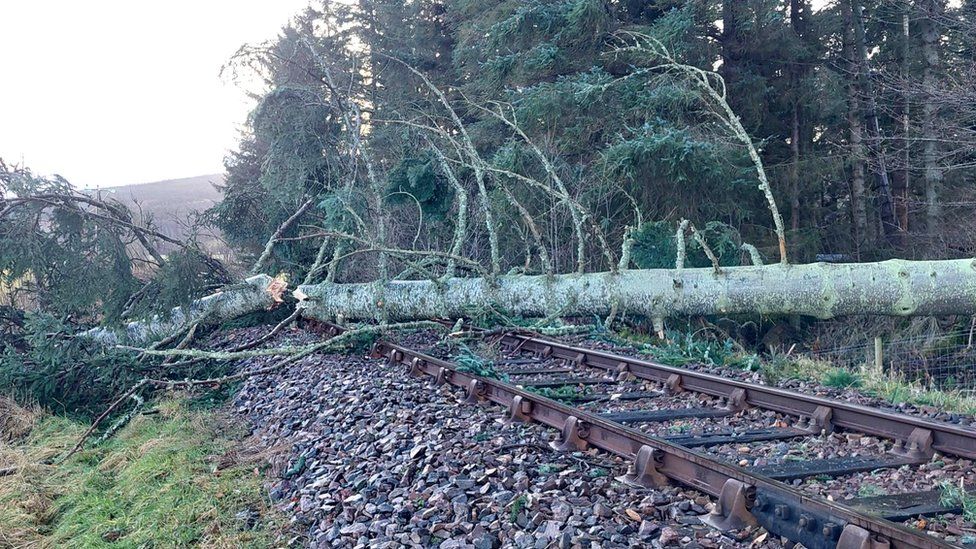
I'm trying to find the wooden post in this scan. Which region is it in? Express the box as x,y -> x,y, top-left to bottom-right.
874,337 -> 884,372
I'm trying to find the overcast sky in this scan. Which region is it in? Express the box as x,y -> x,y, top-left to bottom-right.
0,1 -> 312,188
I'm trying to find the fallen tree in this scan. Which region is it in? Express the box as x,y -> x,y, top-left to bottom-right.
83,274 -> 281,345
296,258 -> 976,323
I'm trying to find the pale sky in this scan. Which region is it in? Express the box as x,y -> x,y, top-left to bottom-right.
0,1 -> 313,188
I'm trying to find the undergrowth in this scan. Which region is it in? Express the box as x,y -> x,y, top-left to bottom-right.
0,396 -> 286,548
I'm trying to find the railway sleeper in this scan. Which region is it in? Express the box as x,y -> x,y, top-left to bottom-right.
502,366 -> 573,376
661,427 -> 812,448
515,377 -> 616,387
748,454 -> 925,482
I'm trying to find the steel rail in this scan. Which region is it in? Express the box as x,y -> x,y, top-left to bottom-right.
491,332 -> 976,460
369,338 -> 957,549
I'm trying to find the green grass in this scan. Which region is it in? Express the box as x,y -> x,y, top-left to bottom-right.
822,368 -> 861,389
0,397 -> 285,548
939,480 -> 976,523
509,495 -> 527,523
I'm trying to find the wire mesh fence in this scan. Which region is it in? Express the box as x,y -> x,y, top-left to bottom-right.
808,328 -> 976,392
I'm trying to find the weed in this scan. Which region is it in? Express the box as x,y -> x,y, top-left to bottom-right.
857,484 -> 886,498
667,422 -> 691,434
525,384 -> 588,401
587,467 -> 609,478
760,352 -> 833,386
509,495 -> 528,523
939,480 -> 976,523
822,368 -> 861,389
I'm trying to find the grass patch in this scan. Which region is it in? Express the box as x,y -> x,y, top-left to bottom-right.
939,480 -> 976,523
509,494 -> 527,523
0,396 -> 285,548
822,368 -> 861,389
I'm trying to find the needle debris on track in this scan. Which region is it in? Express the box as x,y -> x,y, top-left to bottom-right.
228,326 -> 779,548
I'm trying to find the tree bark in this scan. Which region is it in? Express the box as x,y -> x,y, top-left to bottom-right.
83,275 -> 279,345
842,2 -> 869,253
919,0 -> 945,244
849,0 -> 900,245
296,259 -> 976,322
891,8 -> 910,248
789,0 -> 810,234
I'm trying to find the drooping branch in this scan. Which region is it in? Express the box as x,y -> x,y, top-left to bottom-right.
476,101 -> 616,272
383,55 -> 501,276
430,145 -> 470,280
690,224 -> 722,274
500,186 -> 553,275
612,33 -> 789,265
741,244 -> 764,266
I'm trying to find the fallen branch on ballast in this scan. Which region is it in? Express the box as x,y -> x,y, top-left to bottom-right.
64,321 -> 444,461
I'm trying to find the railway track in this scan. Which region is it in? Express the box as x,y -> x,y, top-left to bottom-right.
317,321 -> 975,548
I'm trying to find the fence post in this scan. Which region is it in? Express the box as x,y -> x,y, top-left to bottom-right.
874,337 -> 884,372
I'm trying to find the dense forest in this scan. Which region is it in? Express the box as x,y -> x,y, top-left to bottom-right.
209,0 -> 976,281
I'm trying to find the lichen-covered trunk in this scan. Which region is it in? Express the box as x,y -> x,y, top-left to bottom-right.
84,275 -> 278,344
297,259 -> 976,322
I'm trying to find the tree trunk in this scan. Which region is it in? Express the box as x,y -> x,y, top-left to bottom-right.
789,0 -> 811,235
83,275 -> 279,345
721,0 -> 748,113
843,1 -> 869,253
849,0 -> 900,245
296,259 -> 976,322
891,8 -> 911,248
919,0 -> 944,246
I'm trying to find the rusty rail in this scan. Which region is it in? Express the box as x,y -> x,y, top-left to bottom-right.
368,337 -> 958,549
489,331 -> 976,460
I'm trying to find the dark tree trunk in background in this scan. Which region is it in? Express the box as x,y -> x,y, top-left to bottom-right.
919,0 -> 945,248
843,0 -> 869,255
891,7 -> 911,249
788,0 -> 809,234
849,0 -> 900,245
721,0 -> 748,112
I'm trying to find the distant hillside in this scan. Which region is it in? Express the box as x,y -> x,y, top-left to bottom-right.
93,174 -> 223,233
86,174 -> 228,255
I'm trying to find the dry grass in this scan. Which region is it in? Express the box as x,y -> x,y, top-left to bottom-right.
0,397 -> 41,443
0,397 -> 60,549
